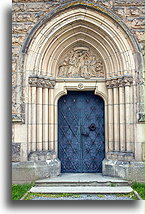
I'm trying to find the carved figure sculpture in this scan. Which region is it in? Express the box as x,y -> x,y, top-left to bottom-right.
57,47 -> 105,79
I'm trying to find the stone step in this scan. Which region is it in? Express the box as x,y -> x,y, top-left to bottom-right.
35,173 -> 129,187
35,181 -> 128,187
30,186 -> 133,194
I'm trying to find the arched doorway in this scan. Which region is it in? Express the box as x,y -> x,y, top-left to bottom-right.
58,91 -> 105,173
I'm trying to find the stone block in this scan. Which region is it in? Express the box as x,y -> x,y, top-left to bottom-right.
12,143 -> 21,162
102,159 -> 144,182
126,18 -> 144,29
106,151 -> 134,162
13,12 -> 45,23
12,159 -> 61,184
114,0 -> 143,6
12,72 -> 17,86
13,124 -> 27,143
126,6 -> 143,16
12,57 -> 17,72
113,7 -> 125,19
12,23 -> 34,34
24,2 -> 54,12
12,46 -> 20,57
12,35 -> 25,46
12,3 -> 25,12
134,31 -> 144,43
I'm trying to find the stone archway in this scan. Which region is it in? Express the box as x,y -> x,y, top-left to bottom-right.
13,1 -> 143,180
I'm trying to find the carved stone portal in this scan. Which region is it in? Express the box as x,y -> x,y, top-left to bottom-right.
57,47 -> 105,79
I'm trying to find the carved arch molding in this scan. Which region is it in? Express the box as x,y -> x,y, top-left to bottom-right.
13,1 -> 143,122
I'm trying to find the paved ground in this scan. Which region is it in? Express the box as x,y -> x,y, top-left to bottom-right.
30,194 -> 134,200
36,173 -> 128,183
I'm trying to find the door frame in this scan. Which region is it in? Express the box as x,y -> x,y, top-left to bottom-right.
53,80 -> 108,161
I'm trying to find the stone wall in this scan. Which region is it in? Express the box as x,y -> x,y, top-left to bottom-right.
12,0 -> 144,117
12,0 -> 144,164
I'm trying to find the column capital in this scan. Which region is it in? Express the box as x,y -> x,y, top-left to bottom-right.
106,76 -> 133,88
106,78 -> 119,88
28,76 -> 56,88
123,76 -> 133,87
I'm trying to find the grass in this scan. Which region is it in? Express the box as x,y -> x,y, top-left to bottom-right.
25,193 -> 81,200
12,183 -> 33,200
115,192 -> 138,200
131,182 -> 145,200
96,194 -> 105,198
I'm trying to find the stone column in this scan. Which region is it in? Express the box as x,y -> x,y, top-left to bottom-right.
36,80 -> 43,151
48,79 -> 56,151
113,80 -> 120,151
28,86 -> 32,153
42,87 -> 49,151
118,80 -> 125,151
124,76 -> 133,152
49,88 -> 54,150
31,86 -> 37,151
106,81 -> 114,151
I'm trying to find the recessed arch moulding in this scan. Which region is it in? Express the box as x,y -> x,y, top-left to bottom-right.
12,2 -> 144,182
24,5 -> 140,79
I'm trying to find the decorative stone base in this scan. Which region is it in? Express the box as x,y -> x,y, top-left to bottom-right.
102,159 -> 144,183
12,159 -> 61,184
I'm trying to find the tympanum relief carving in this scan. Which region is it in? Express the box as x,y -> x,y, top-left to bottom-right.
57,47 -> 105,79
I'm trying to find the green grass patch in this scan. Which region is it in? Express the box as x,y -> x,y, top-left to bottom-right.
25,193 -> 81,200
110,183 -> 117,187
12,183 -> 33,200
96,194 -> 105,198
131,182 -> 145,200
115,192 -> 138,200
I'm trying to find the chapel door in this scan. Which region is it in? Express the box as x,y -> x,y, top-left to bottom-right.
58,91 -> 105,173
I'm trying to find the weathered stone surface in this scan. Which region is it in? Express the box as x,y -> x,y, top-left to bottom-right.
134,31 -> 144,43
12,46 -> 20,57
106,152 -> 134,162
126,7 -> 143,16
12,160 -> 61,184
114,0 -> 143,6
102,159 -> 144,182
12,57 -> 17,72
28,150 -> 56,161
12,35 -> 25,46
113,7 -> 125,19
13,12 -> 45,23
12,3 -> 25,12
12,143 -> 21,162
12,23 -> 34,34
13,2 -> 56,12
126,18 -> 144,29
29,186 -> 133,194
12,0 -> 58,2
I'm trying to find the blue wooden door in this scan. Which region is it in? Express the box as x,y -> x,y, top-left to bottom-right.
58,91 -> 105,173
